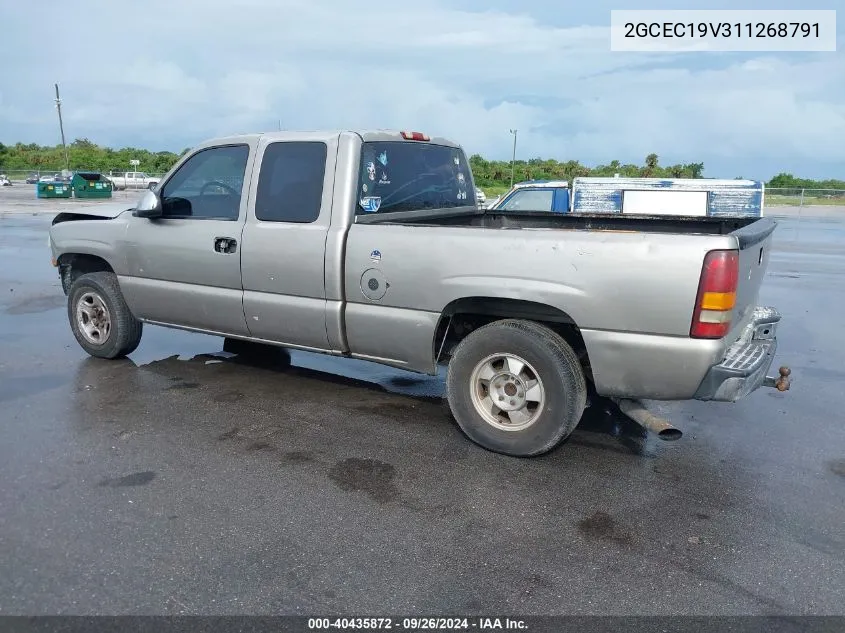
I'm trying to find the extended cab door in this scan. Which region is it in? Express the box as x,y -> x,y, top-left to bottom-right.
238,133 -> 339,351
120,142 -> 256,336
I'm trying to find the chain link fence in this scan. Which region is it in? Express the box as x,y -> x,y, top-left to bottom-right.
765,188 -> 845,207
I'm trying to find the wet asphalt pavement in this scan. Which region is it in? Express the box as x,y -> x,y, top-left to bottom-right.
0,200 -> 844,616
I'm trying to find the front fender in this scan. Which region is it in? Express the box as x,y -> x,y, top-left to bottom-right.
50,217 -> 130,275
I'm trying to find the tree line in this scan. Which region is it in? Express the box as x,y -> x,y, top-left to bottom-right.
1,140 -> 841,190
0,139 -> 188,175
469,153 -> 706,189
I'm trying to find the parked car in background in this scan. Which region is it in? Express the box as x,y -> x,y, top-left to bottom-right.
109,171 -> 160,191
47,128 -> 790,457
26,173 -> 40,184
0,174 -> 12,186
489,180 -> 571,213
475,187 -> 486,204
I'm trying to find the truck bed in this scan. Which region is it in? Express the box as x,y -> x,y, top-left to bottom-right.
374,210 -> 775,246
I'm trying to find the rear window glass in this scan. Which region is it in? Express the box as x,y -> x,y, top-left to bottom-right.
355,141 -> 476,215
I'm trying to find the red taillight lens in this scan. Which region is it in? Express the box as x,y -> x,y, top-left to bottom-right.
690,249 -> 739,339
400,131 -> 430,141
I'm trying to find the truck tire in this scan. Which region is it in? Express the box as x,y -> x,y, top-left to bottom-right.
67,271 -> 143,359
446,319 -> 587,457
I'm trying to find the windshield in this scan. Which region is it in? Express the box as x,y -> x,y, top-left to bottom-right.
355,141 -> 476,215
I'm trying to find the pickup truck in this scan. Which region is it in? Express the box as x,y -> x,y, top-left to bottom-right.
108,171 -> 160,191
47,129 -> 791,457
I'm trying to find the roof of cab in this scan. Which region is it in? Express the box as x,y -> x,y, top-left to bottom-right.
513,179 -> 570,188
191,129 -> 462,150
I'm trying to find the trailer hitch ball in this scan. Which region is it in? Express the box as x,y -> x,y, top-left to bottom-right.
776,366 -> 791,392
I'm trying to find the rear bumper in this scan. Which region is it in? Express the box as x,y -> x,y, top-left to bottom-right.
693,306 -> 788,402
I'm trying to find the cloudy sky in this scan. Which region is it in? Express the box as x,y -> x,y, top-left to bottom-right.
0,0 -> 842,179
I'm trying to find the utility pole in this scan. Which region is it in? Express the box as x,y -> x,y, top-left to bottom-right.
509,129 -> 518,187
54,83 -> 69,172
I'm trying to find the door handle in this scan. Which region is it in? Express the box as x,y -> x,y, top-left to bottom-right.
214,237 -> 237,254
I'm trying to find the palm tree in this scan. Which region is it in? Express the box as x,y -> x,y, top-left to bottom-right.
643,153 -> 659,177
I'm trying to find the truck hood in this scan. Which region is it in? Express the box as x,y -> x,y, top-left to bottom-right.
56,201 -> 137,219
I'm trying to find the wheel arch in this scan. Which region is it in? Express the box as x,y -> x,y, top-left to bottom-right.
432,296 -> 592,381
57,253 -> 116,295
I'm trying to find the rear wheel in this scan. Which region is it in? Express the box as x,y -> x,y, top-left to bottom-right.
67,272 -> 143,359
446,319 -> 587,457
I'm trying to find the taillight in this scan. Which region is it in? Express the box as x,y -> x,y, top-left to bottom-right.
400,131 -> 430,141
690,249 -> 739,339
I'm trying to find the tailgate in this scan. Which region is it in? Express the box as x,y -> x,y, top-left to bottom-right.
727,218 -> 778,340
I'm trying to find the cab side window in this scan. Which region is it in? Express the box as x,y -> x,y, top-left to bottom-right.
159,145 -> 249,220
255,142 -> 327,223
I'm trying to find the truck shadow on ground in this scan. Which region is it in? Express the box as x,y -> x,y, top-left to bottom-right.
117,343 -> 655,457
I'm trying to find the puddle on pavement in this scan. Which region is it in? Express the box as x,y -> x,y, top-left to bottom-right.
98,471 -> 157,487
0,374 -> 70,404
5,293 -> 66,315
328,457 -> 398,503
128,325 -> 447,403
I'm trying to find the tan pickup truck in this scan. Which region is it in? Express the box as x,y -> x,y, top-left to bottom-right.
48,129 -> 791,457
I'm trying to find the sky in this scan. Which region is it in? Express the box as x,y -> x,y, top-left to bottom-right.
0,0 -> 842,180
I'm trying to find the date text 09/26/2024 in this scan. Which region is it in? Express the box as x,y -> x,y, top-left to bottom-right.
307,617 -> 527,630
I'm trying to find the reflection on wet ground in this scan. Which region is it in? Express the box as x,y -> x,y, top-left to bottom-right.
1,210 -> 844,615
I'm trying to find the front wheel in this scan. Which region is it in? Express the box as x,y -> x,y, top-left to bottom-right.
67,272 -> 143,359
446,319 -> 587,457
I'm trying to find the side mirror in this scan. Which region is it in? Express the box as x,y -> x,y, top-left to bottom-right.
133,190 -> 163,218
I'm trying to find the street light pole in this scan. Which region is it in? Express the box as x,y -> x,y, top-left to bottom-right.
54,83 -> 69,172
509,129 -> 518,187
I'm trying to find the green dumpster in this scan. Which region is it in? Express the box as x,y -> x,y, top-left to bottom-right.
72,172 -> 113,199
36,180 -> 72,199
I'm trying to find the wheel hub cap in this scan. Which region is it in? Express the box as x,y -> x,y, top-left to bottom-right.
491,373 -> 526,411
76,292 -> 111,345
469,354 -> 546,431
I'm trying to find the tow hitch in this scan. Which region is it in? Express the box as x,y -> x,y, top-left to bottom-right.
764,366 -> 792,392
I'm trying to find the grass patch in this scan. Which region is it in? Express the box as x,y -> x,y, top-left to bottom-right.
766,194 -> 845,207
477,184 -> 511,197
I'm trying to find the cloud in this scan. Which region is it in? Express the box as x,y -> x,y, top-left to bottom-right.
0,0 -> 842,178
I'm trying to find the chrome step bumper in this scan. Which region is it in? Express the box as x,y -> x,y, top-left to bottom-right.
693,306 -> 791,402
